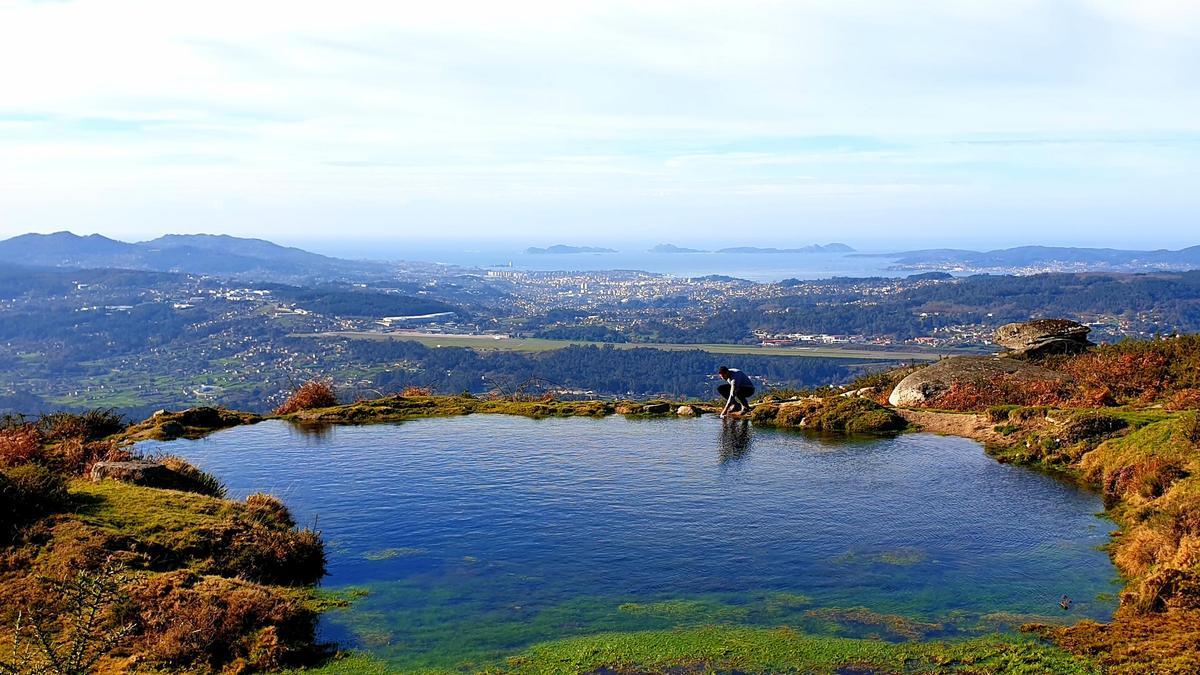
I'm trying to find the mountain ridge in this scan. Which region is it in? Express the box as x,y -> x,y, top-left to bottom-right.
0,231 -> 389,282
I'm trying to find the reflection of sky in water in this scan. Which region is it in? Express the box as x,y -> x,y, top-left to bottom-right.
142,416 -> 1120,669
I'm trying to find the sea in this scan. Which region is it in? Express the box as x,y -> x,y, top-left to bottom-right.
294,240 -> 908,283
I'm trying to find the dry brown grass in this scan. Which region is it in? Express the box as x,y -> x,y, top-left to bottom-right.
126,571 -> 316,672
0,425 -> 42,468
932,375 -> 1074,411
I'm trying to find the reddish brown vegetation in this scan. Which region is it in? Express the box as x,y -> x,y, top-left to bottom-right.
931,375 -> 1073,411
1166,388 -> 1200,411
399,385 -> 434,397
1046,610 -> 1200,674
0,425 -> 41,468
125,571 -> 316,672
1053,350 -> 1171,405
274,381 -> 338,415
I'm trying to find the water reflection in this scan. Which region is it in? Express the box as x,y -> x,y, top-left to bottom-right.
286,421 -> 336,443
718,419 -> 753,464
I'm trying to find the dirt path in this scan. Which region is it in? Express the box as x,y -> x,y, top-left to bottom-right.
896,409 -> 1009,446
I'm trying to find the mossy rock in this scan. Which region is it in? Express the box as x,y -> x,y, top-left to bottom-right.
1060,411 -> 1129,444
121,407 -> 262,442
802,398 -> 907,433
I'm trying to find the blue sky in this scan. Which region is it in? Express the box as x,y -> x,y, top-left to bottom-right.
1,0 -> 1198,250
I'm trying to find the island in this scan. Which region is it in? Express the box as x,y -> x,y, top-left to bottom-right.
649,243 -> 708,253
525,244 -> 618,255
716,243 -> 856,254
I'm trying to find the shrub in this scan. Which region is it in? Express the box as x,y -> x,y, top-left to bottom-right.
986,405 -> 1020,424
54,438 -> 134,477
1055,350 -> 1169,404
0,425 -> 42,468
933,376 -> 1072,412
1045,336 -> 1200,406
275,381 -> 338,415
1081,415 -> 1198,503
127,571 -> 317,671
1167,388 -> 1200,411
1060,411 -> 1129,444
0,463 -> 70,541
245,493 -> 296,529
845,366 -> 921,403
157,456 -> 227,498
0,563 -> 136,675
222,527 -> 326,587
38,409 -> 126,443
399,386 -> 433,397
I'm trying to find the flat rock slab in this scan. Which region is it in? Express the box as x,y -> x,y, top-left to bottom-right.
889,356 -> 1072,407
90,460 -> 172,485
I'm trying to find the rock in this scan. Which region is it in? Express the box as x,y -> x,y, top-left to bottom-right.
888,356 -> 1072,407
120,406 -> 262,442
615,405 -> 638,415
839,387 -> 875,398
993,319 -> 1094,358
643,403 -> 671,414
90,460 -> 173,486
779,397 -> 823,407
676,405 -> 698,417
175,407 -> 227,427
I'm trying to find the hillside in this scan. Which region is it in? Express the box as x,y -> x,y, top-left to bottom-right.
869,244 -> 1200,272
5,330 -> 1200,672
0,231 -> 390,282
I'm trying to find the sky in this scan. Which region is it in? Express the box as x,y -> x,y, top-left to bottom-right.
1,0 -> 1199,251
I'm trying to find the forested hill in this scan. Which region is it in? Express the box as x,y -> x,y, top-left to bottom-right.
636,271 -> 1200,343
347,341 -> 864,400
870,244 -> 1200,269
0,231 -> 390,282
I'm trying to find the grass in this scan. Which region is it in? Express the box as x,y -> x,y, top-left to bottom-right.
294,331 -> 949,361
750,397 -> 907,433
71,479 -> 325,586
288,629 -> 1097,674
276,395 -> 630,425
495,627 -> 1098,675
72,478 -> 241,543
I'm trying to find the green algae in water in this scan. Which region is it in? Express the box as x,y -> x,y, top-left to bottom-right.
362,547 -> 428,561
150,415 -> 1121,671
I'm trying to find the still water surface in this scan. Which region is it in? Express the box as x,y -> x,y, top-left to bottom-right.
139,416 -> 1119,669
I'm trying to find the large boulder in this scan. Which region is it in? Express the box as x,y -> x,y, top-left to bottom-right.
90,460 -> 173,486
888,356 -> 1072,407
993,319 -> 1093,358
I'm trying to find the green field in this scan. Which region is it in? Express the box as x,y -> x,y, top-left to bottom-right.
295,331 -> 956,361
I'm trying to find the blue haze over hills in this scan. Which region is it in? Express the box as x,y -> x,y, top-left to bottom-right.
3,231 -> 1200,283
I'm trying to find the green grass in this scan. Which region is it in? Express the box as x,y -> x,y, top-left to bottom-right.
291,627 -> 1098,674
504,628 -> 1098,674
72,478 -> 240,542
294,332 -> 950,361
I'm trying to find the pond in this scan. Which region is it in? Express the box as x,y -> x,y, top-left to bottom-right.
138,415 -> 1120,670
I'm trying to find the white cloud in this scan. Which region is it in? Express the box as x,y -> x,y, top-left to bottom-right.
0,0 -> 1198,244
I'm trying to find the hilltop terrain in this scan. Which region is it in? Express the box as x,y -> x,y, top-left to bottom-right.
3,327 -> 1200,672
4,232 -> 1200,421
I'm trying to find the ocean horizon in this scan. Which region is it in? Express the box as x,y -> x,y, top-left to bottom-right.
289,240 -> 906,282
